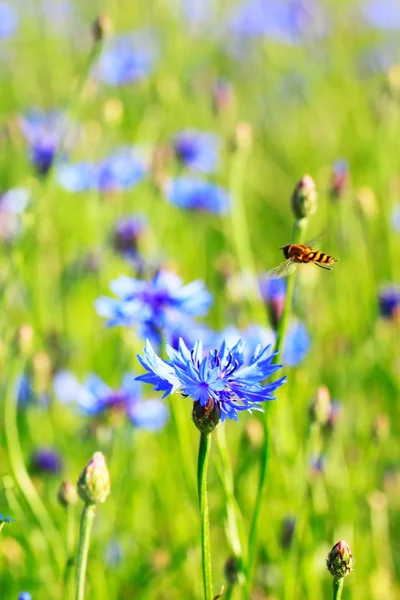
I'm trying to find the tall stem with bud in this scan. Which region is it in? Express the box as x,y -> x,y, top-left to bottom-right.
327,540 -> 354,600
244,176 -> 316,598
197,433 -> 213,600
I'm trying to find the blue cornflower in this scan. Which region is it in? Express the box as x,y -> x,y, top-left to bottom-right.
18,594 -> 32,600
31,448 -> 63,474
20,109 -> 66,176
392,205 -> 400,233
16,374 -> 33,407
259,276 -> 287,328
53,371 -> 168,429
227,0 -> 328,45
113,215 -> 147,264
362,0 -> 400,30
165,177 -> 230,213
164,315 -> 215,351
56,147 -> 147,193
136,338 -> 286,423
283,320 -> 311,366
94,30 -> 158,86
331,159 -> 349,200
0,513 -> 14,524
379,284 -> 400,320
96,270 -> 212,346
173,130 -> 221,173
0,3 -> 18,39
0,187 -> 30,243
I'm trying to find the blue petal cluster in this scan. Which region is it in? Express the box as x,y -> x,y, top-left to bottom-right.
53,371 -> 168,430
137,338 -> 286,422
31,448 -> 63,474
94,31 -> 158,85
165,177 -> 230,213
227,0 -> 328,44
0,513 -> 14,524
20,109 -> 66,175
113,215 -> 147,265
57,147 -> 147,193
96,270 -> 212,346
173,130 -> 221,173
362,0 -> 400,30
283,320 -> 311,366
379,285 -> 400,319
0,3 -> 18,39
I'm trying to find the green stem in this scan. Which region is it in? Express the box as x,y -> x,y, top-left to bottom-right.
75,503 -> 96,600
243,217 -> 309,599
4,361 -> 65,573
64,505 -> 76,597
197,433 -> 213,600
332,577 -> 344,600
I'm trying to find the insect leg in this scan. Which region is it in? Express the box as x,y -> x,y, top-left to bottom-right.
314,263 -> 332,271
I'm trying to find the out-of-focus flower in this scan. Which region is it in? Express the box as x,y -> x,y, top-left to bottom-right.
105,539 -> 124,567
56,147 -> 147,193
113,215 -> 146,262
283,320 -> 311,366
18,593 -> 32,600
164,315 -> 215,352
362,0 -> 400,30
280,516 -> 296,549
57,480 -> 78,508
165,177 -> 230,213
53,371 -> 168,430
291,174 -> 317,220
31,448 -> 63,474
20,109 -> 66,176
173,130 -> 221,173
259,276 -> 286,329
0,3 -> 18,39
309,385 -> 331,426
0,187 -> 30,243
96,270 -> 212,346
327,400 -> 342,431
392,205 -> 400,232
92,13 -> 112,42
212,78 -> 235,114
16,374 -> 33,408
330,159 -> 349,201
310,454 -> 325,475
93,30 -> 158,85
136,337 -> 286,423
227,0 -> 328,45
379,284 -> 400,320
0,513 -> 14,525
56,150 -> 144,194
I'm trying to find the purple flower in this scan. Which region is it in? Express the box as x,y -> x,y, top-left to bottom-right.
20,109 -> 66,176
173,130 -> 221,173
227,0 -> 328,45
330,159 -> 349,200
362,0 -> 400,30
0,3 -> 18,39
259,276 -> 286,329
94,30 -> 158,85
31,448 -> 63,474
379,285 -> 400,319
165,177 -> 230,213
137,337 -> 286,422
96,270 -> 212,346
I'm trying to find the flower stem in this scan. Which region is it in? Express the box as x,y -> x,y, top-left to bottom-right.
197,433 -> 213,600
4,360 -> 65,573
333,577 -> 344,600
75,503 -> 96,600
243,216 -> 309,598
64,505 -> 76,597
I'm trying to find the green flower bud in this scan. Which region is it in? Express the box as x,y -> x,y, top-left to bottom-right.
192,398 -> 220,434
57,480 -> 78,508
92,14 -> 112,43
77,452 -> 110,505
326,540 -> 354,579
309,386 -> 331,426
291,175 -> 317,220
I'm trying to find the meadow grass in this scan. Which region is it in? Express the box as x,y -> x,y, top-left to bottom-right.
0,1 -> 400,599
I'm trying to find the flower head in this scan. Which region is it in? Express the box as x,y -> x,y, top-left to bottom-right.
57,480 -> 78,508
173,130 -> 221,173
94,30 -> 158,85
379,284 -> 400,320
0,3 -> 18,39
20,109 -> 66,176
0,513 -> 14,525
392,205 -> 400,233
165,177 -> 230,213
136,337 -> 286,423
330,159 -> 349,201
18,594 -> 32,600
31,448 -> 63,474
113,215 -> 147,260
259,276 -> 286,329
0,187 -> 30,243
283,320 -> 310,366
96,270 -> 212,346
291,174 -> 317,220
362,0 -> 400,30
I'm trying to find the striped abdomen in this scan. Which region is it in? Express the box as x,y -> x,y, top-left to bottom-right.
303,249 -> 336,264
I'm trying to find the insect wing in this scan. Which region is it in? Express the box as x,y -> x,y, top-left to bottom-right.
266,259 -> 297,279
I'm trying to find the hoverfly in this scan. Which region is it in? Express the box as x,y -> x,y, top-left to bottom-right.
267,236 -> 338,279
